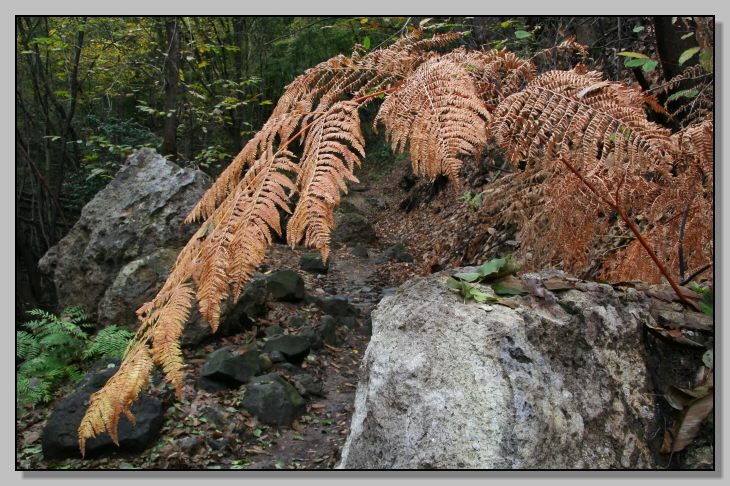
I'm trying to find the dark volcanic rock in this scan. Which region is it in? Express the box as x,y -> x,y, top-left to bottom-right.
332,212 -> 378,245
262,335 -> 311,364
314,295 -> 360,328
318,315 -> 339,345
198,346 -> 262,390
241,374 -> 306,426
265,270 -> 305,302
41,359 -> 164,460
182,278 -> 268,347
299,252 -> 329,274
376,243 -> 414,263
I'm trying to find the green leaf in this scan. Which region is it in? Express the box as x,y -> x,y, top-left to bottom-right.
667,88 -> 700,102
514,30 -> 531,39
477,257 -> 507,278
446,278 -> 463,290
624,58 -> 648,68
642,60 -> 659,72
274,460 -> 286,469
618,51 -> 650,59
678,46 -> 701,65
699,48 -> 713,72
363,36 -> 371,50
698,301 -> 712,316
469,288 -> 495,304
633,25 -> 645,33
454,272 -> 482,283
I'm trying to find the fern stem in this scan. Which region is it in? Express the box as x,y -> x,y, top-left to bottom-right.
557,156 -> 697,309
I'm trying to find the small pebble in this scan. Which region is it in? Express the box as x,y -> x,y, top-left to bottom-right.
472,442 -> 481,451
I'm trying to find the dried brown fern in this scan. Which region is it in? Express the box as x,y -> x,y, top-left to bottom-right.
286,100 -> 365,261
374,56 -> 491,185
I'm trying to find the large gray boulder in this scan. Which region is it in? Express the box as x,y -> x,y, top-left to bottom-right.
338,271 -> 658,469
39,148 -> 210,323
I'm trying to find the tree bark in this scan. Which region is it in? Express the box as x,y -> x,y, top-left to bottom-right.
161,17 -> 180,158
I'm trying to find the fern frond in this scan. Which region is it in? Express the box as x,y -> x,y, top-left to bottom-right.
16,330 -> 40,360
149,283 -> 194,398
286,101 -> 364,261
83,325 -> 135,360
445,47 -> 536,103
491,69 -> 678,177
375,57 -> 491,185
78,344 -> 153,457
185,111 -> 304,224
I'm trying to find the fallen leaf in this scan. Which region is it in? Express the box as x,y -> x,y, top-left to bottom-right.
542,276 -> 576,291
673,393 -> 713,452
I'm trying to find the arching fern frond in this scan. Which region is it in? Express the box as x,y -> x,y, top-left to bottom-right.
286,101 -> 365,261
374,57 -> 491,185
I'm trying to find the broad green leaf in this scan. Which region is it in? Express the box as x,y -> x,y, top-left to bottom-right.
454,272 -> 482,283
633,25 -> 645,33
642,60 -> 659,72
419,18 -> 433,28
678,46 -> 701,65
446,277 -> 463,290
477,257 -> 507,277
667,88 -> 700,102
470,288 -> 495,303
624,58 -> 648,68
618,51 -> 650,59
363,36 -> 371,50
514,30 -> 531,39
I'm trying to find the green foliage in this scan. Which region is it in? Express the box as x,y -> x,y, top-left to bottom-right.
83,325 -> 136,360
446,277 -> 497,304
678,46 -> 701,65
16,307 -> 134,406
462,191 -> 484,212
453,255 -> 521,283
618,51 -> 658,72
689,284 -> 713,316
447,256 -> 522,304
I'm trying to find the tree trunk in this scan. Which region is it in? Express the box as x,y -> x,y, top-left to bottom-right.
654,16 -> 699,82
161,17 -> 180,158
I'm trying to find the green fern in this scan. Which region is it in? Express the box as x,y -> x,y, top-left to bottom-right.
83,325 -> 135,360
16,307 -> 132,406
